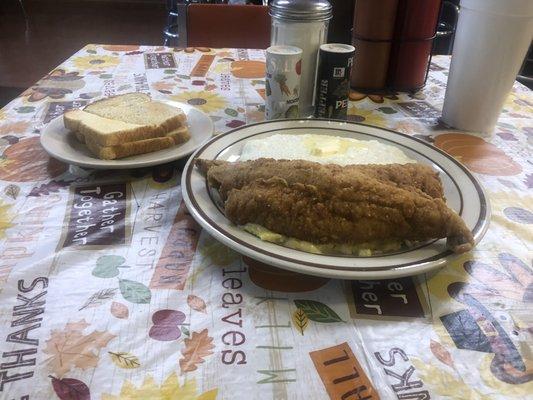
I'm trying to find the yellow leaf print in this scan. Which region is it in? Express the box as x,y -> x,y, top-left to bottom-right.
0,157 -> 14,170
411,357 -> 484,399
212,62 -> 231,75
426,252 -> 473,310
292,308 -> 309,335
108,351 -> 140,369
347,106 -> 386,128
72,55 -> 120,70
0,200 -> 14,238
489,191 -> 533,244
84,44 -> 98,53
102,373 -> 217,400
199,236 -> 239,267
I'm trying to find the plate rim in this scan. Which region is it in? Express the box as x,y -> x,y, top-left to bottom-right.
40,102 -> 214,169
182,118 -> 491,279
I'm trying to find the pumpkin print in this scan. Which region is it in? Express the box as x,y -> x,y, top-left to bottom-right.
0,137 -> 67,182
102,45 -> 140,52
244,257 -> 329,292
230,61 -> 265,79
434,133 -> 522,176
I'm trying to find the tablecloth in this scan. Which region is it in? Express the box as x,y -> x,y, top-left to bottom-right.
0,44 -> 531,400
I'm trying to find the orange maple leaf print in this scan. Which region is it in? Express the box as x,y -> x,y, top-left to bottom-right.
179,329 -> 215,374
43,319 -> 116,377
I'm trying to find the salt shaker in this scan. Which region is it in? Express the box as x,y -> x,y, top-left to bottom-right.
270,0 -> 332,117
265,46 -> 303,120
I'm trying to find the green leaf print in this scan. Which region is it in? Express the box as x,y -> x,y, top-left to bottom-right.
92,264 -> 119,278
265,80 -> 271,97
285,105 -> 299,118
98,255 -> 125,267
93,255 -> 126,278
16,106 -> 35,114
378,107 -> 397,114
87,49 -> 97,54
100,74 -> 113,79
117,84 -> 132,91
181,326 -> 190,337
294,299 -> 343,323
119,279 -> 151,304
176,74 -> 191,80
164,69 -> 176,74
224,108 -> 238,117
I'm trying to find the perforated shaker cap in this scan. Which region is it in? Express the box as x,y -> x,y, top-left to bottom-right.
269,0 -> 333,21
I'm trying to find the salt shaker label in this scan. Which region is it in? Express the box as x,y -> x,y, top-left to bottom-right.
265,46 -> 302,120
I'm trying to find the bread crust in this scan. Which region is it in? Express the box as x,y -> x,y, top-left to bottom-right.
63,93 -> 190,158
85,135 -> 176,160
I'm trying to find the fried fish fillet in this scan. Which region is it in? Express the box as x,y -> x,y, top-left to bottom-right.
196,158 -> 474,253
197,159 -> 445,199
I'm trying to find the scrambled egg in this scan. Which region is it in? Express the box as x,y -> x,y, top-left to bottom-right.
243,223 -> 403,257
240,133 -> 416,166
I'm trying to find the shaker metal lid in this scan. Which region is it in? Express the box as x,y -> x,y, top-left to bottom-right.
320,43 -> 355,53
267,45 -> 303,56
269,0 -> 333,21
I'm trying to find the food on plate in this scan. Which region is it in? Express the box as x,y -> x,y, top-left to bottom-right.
239,133 -> 416,165
197,159 -> 445,200
63,93 -> 189,159
197,158 -> 474,255
84,127 -> 189,160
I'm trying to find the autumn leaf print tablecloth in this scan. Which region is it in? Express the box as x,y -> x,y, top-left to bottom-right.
0,45 -> 532,400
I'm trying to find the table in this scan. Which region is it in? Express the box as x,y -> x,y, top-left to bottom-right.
0,45 -> 531,400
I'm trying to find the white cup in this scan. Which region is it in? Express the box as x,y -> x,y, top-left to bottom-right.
441,0 -> 533,134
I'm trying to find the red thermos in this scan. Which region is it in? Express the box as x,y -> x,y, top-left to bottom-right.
387,0 -> 443,90
350,0 -> 399,90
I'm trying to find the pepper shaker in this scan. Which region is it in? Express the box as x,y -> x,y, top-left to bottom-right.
269,0 -> 332,117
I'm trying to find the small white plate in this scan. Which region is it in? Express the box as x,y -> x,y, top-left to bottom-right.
40,101 -> 213,169
182,119 -> 490,280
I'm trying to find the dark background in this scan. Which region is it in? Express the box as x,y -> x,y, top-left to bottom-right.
0,0 -> 168,105
0,0 -> 529,108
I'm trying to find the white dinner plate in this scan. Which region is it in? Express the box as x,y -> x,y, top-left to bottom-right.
182,119 -> 490,279
40,101 -> 213,169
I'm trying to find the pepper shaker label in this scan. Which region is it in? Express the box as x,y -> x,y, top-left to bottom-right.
315,43 -> 356,120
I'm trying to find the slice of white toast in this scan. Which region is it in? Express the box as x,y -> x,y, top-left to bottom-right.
85,92 -> 151,108
85,94 -> 186,128
84,126 -> 191,160
63,93 -> 187,147
65,92 -> 151,139
65,109 -> 147,146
